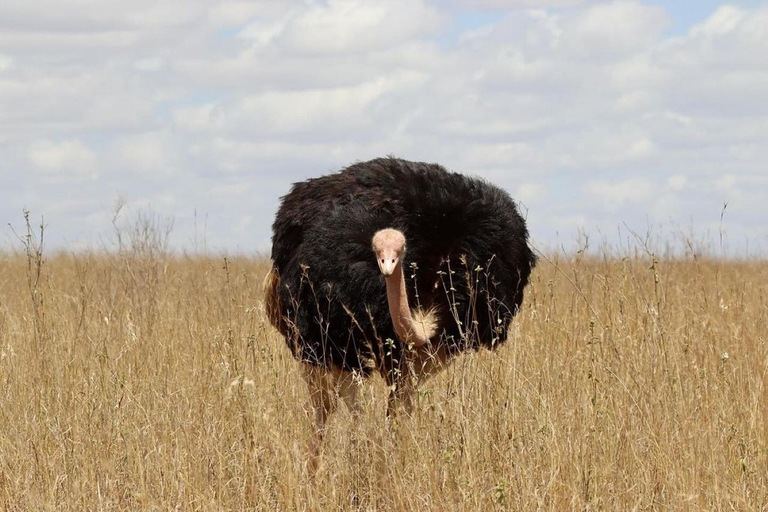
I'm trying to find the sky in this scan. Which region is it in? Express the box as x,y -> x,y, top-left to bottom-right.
1,0 -> 767,257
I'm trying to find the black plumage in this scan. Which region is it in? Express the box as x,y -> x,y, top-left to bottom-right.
266,157 -> 536,383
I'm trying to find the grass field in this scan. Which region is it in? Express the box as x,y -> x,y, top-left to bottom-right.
0,218 -> 766,510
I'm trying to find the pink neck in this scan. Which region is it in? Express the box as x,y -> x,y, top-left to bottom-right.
385,262 -> 426,345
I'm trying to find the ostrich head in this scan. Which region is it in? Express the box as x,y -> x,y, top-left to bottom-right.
372,229 -> 406,277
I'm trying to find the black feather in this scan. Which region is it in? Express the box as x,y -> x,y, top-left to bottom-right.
268,157 -> 536,379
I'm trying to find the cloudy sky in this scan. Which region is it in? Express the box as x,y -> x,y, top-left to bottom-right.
2,0 -> 767,256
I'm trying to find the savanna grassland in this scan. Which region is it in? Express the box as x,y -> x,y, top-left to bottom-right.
0,216 -> 766,511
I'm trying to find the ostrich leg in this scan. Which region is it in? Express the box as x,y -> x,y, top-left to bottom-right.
387,384 -> 415,418
337,371 -> 363,416
301,363 -> 337,475
386,358 -> 415,419
387,342 -> 452,418
337,371 -> 365,505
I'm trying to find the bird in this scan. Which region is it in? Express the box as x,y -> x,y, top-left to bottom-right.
264,157 -> 536,471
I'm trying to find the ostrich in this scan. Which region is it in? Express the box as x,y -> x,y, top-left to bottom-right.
264,157 -> 536,471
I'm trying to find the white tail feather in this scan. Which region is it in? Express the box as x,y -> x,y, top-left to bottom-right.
411,307 -> 438,344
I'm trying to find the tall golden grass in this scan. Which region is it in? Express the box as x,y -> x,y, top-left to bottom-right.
0,214 -> 766,510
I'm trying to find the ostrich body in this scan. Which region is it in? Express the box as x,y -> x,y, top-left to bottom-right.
264,157 -> 536,470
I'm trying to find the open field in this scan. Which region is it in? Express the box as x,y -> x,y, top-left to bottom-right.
0,227 -> 767,510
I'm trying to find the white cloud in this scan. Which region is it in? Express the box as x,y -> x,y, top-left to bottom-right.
109,132 -> 179,176
272,0 -> 444,55
609,56 -> 664,91
627,137 -> 657,159
134,57 -> 163,72
2,1 -> 768,254
715,173 -> 737,191
174,70 -> 428,138
564,1 -> 668,58
586,177 -> 654,209
0,53 -> 13,72
667,175 -> 687,190
690,5 -> 747,37
208,2 -> 273,27
516,182 -> 543,204
450,0 -> 587,8
172,103 -> 223,133
27,139 -> 98,178
0,0 -> 205,31
238,16 -> 290,47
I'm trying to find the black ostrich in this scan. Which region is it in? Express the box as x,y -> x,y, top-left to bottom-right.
264,157 -> 536,470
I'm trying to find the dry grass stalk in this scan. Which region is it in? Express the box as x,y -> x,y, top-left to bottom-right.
0,218 -> 766,510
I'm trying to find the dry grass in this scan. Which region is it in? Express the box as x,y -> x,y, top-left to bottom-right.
0,219 -> 767,510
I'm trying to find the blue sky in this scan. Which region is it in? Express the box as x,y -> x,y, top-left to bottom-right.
451,1 -> 768,36
1,0 -> 767,256
649,0 -> 767,33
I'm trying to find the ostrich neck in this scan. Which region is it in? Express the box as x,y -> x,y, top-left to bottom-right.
385,263 -> 428,346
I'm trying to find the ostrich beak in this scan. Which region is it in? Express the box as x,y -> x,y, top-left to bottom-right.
378,255 -> 398,276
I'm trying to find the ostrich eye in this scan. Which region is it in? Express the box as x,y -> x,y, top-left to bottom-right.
391,259 -> 395,263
